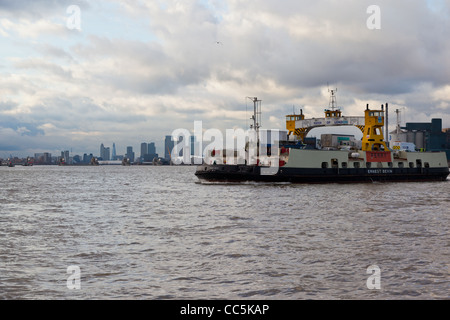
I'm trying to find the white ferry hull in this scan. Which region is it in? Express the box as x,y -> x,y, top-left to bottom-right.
195,149 -> 449,183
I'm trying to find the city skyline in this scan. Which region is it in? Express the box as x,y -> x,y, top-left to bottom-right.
1,1 -> 450,158
0,136 -> 169,162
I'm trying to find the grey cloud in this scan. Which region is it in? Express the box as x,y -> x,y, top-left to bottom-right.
0,100 -> 17,111
0,104 -> 46,137
36,44 -> 76,63
22,96 -> 147,129
208,0 -> 450,95
72,35 -> 212,95
14,58 -> 73,80
0,118 -> 45,136
0,0 -> 90,19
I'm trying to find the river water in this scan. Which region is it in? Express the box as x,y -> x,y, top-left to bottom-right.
0,165 -> 448,300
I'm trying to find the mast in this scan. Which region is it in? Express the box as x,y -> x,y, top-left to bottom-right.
248,97 -> 261,133
395,109 -> 401,135
385,103 -> 389,144
247,97 -> 262,162
324,88 -> 342,118
329,88 -> 338,111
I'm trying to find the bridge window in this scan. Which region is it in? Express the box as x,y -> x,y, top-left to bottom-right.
322,162 -> 328,169
366,162 -> 371,168
286,115 -> 301,121
353,162 -> 360,168
424,162 -> 430,168
342,162 -> 347,168
398,162 -> 404,168
409,162 -> 414,168
331,158 -> 338,168
416,159 -> 422,168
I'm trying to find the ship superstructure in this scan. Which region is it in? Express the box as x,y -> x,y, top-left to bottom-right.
195,92 -> 449,183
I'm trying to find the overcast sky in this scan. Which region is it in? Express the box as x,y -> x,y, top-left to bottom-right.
1,0 -> 449,157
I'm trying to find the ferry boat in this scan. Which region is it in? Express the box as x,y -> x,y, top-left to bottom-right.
195,92 -> 449,183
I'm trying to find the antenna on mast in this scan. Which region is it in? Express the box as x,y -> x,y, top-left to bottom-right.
328,87 -> 338,111
247,97 -> 261,132
395,109 -> 402,135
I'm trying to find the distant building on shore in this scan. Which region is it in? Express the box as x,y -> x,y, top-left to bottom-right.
34,153 -> 52,165
100,143 -> 110,161
125,146 -> 135,163
389,116 -> 450,161
164,135 -> 174,161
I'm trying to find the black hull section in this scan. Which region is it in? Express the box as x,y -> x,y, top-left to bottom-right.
195,164 -> 450,183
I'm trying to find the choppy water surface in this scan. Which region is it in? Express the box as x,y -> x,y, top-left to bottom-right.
0,165 -> 449,299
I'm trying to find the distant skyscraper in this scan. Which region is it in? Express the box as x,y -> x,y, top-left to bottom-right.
61,150 -> 70,163
100,143 -> 111,160
164,135 -> 174,160
148,142 -> 156,155
126,146 -> 135,163
100,143 -> 105,160
140,142 -> 158,162
112,143 -> 117,160
140,142 -> 147,159
83,153 -> 93,163
34,153 -> 52,164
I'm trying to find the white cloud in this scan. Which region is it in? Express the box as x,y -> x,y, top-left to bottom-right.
432,85 -> 450,103
0,18 -> 68,39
